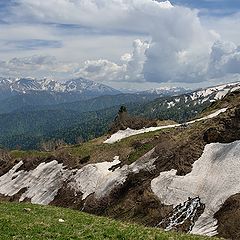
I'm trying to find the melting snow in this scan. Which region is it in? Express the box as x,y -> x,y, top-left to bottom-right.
151,140 -> 240,236
0,152 -> 156,205
158,197 -> 203,232
68,156 -> 122,199
184,82 -> 240,105
69,151 -> 156,199
167,101 -> 175,109
104,108 -> 227,144
214,90 -> 229,100
0,161 -> 71,205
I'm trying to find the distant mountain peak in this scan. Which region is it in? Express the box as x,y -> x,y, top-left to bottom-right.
139,86 -> 189,96
0,77 -> 120,100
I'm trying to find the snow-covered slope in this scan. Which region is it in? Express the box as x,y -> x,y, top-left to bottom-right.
104,108 -> 227,144
0,151 -> 156,205
161,82 -> 240,110
131,81 -> 240,124
189,82 -> 240,102
151,140 -> 240,236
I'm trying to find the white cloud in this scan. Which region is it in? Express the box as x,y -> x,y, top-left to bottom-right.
202,13 -> 240,45
13,0 -> 174,32
77,59 -> 126,82
0,39 -> 149,82
1,0 -> 240,87
75,39 -> 149,82
0,55 -> 79,79
208,41 -> 240,77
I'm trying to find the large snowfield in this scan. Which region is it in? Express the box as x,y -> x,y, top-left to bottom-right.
151,140 -> 240,236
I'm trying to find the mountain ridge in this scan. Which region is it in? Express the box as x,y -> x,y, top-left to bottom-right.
0,77 -> 121,101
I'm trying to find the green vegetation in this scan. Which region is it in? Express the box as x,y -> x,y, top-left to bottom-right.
10,150 -> 51,159
127,143 -> 155,164
65,128 -> 172,165
6,127 -> 174,169
0,91 -> 212,151
0,201 -> 219,240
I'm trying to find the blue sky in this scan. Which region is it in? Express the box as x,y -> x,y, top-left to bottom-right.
0,0 -> 239,90
172,0 -> 240,13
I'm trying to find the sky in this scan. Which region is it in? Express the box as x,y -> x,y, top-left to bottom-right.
0,0 -> 240,90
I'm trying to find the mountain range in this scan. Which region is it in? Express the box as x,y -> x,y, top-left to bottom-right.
0,77 -> 190,113
134,81 -> 240,122
0,77 -> 120,102
0,77 -> 189,101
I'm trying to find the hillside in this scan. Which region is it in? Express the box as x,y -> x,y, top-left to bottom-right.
0,201 -> 216,240
1,90 -> 240,239
134,81 -> 240,122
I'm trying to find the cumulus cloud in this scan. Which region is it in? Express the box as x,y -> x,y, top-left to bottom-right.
77,59 -> 126,82
208,41 -> 240,77
2,0 -> 240,86
0,55 -> 79,79
0,39 -> 149,82
13,0 -> 174,32
77,39 -> 149,82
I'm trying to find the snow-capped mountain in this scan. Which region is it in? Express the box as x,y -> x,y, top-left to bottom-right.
0,77 -> 120,100
165,81 -> 240,108
140,86 -> 189,96
64,78 -> 118,94
138,82 -> 240,106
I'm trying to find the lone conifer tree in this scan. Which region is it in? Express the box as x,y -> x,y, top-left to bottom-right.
119,106 -> 127,113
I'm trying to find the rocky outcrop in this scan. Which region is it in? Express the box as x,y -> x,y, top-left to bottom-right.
204,106 -> 240,144
215,193 -> 240,240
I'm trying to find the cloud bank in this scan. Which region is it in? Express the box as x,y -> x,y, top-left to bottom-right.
0,0 -> 240,87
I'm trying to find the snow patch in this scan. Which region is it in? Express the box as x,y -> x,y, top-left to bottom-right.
158,197 -> 203,232
214,90 -> 229,100
0,153 -> 156,204
151,140 -> 240,236
167,101 -> 175,109
0,161 -> 71,205
104,108 -> 227,144
69,151 -> 156,199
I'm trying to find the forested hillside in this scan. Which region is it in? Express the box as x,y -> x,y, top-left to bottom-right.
0,82 -> 239,150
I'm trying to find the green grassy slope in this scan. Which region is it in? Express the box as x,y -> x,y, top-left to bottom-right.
0,201 -> 219,240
